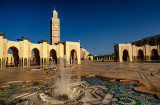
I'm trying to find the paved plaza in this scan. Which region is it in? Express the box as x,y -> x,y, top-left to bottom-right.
77,60 -> 160,95
0,60 -> 160,95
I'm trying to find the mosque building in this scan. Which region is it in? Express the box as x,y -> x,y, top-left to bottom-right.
0,9 -> 81,69
114,34 -> 160,62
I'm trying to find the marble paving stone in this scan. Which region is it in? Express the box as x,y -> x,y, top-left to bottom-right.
102,99 -> 112,104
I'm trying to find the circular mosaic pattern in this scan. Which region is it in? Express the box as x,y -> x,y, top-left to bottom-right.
122,99 -> 132,103
115,97 -> 141,105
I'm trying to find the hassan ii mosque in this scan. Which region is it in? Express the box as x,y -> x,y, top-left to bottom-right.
0,9 -> 81,69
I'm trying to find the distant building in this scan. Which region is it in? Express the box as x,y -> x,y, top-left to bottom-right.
114,34 -> 160,62
80,47 -> 93,60
94,54 -> 114,61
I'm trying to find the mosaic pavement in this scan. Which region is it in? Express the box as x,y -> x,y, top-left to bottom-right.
81,76 -> 160,105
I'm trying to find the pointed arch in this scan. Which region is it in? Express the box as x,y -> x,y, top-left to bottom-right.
70,49 -> 77,64
31,48 -> 40,66
7,46 -> 19,67
122,50 -> 129,61
138,50 -> 144,61
50,49 -> 57,64
151,49 -> 159,60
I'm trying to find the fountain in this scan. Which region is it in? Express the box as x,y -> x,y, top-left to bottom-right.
38,57 -> 116,105
7,57 -> 117,105
39,57 -> 83,104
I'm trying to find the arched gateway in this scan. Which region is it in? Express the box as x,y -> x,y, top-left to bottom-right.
122,50 -> 129,61
151,49 -> 159,60
70,49 -> 77,64
50,49 -> 57,64
31,48 -> 40,66
7,47 -> 19,67
138,50 -> 144,61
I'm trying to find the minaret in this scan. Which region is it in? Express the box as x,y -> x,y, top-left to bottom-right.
50,8 -> 60,45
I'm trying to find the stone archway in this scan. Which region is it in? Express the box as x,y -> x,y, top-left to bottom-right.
138,50 -> 144,61
50,49 -> 57,64
31,48 -> 40,66
151,49 -> 159,60
122,50 -> 129,61
7,47 -> 19,67
70,49 -> 77,64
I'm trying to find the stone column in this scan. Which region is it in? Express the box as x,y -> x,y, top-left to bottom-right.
132,56 -> 134,61
23,58 -> 28,67
21,37 -> 29,67
145,56 -> 149,61
149,56 -> 151,61
2,58 -> 6,68
134,56 -> 136,61
41,39 -> 48,66
19,57 -> 22,67
28,57 -> 30,67
40,57 -> 43,66
43,58 -> 47,65
47,57 -> 49,65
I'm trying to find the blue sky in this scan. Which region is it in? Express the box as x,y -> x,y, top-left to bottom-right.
1,0 -> 160,55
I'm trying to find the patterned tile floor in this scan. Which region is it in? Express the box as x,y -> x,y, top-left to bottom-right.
81,77 -> 160,105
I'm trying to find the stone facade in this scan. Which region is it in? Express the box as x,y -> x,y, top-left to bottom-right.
87,56 -> 93,60
0,9 -> 81,69
114,35 -> 160,62
80,47 -> 93,60
94,54 -> 114,61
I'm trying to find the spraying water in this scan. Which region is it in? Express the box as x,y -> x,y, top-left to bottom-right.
55,57 -> 71,100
